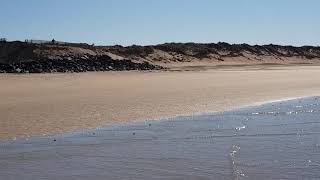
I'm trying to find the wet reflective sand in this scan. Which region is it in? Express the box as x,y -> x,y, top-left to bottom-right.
1,97 -> 320,179
1,65 -> 320,140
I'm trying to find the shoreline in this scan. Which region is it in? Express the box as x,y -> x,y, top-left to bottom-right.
0,95 -> 315,144
1,96 -> 319,179
1,64 -> 320,141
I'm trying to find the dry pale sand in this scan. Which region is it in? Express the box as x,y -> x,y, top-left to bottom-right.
1,64 -> 320,141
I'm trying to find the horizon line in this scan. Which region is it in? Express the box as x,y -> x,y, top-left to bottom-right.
1,37 -> 320,48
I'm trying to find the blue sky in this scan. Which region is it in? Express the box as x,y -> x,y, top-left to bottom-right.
1,0 -> 319,46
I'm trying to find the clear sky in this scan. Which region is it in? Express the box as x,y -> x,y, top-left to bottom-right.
1,0 -> 319,46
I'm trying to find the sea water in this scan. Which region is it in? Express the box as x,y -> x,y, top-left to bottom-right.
0,97 -> 320,179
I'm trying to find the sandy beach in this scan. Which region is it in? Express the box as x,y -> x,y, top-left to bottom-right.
1,64 -> 320,141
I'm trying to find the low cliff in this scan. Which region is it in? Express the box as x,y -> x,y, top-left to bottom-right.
1,41 -> 319,73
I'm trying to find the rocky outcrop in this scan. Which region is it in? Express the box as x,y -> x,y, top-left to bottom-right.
0,42 -> 163,73
0,55 -> 162,73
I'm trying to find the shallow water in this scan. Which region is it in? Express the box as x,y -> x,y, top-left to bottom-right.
1,97 -> 320,179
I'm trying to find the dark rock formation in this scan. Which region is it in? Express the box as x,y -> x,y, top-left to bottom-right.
0,55 -> 162,73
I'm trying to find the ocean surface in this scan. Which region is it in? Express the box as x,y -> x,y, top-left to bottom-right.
1,97 -> 320,180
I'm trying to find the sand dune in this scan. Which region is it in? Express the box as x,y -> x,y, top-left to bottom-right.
1,64 -> 320,140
